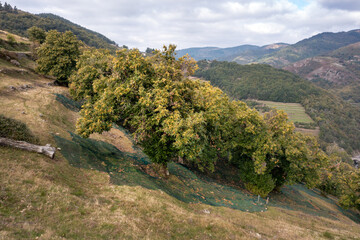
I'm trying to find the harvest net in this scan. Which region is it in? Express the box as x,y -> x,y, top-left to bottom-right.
54,130 -> 267,212
54,94 -> 360,221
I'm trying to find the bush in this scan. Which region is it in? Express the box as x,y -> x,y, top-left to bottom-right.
238,160 -> 275,197
6,34 -> 15,44
36,30 -> 80,86
0,115 -> 38,144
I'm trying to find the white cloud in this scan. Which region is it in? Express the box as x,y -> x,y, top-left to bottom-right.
245,23 -> 285,34
6,0 -> 360,50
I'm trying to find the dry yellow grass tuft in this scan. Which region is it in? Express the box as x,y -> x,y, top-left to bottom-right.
90,127 -> 136,153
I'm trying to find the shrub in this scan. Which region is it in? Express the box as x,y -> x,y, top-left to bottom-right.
6,34 -> 16,44
0,115 -> 38,144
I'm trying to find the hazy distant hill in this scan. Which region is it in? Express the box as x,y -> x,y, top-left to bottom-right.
178,30 -> 360,67
0,8 -> 118,50
195,60 -> 360,153
284,42 -> 360,104
258,30 -> 360,67
176,43 -> 288,63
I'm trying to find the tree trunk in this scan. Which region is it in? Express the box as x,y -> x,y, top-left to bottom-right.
0,137 -> 56,159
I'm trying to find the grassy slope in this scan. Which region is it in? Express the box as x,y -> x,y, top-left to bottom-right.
0,37 -> 359,239
256,101 -> 314,124
255,100 -> 319,137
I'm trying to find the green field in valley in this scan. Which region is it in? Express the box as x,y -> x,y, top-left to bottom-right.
257,100 -> 314,124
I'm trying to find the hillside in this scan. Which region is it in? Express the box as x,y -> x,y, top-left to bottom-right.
257,29 -> 360,67
195,60 -> 360,153
178,30 -> 360,68
1,32 -> 360,239
284,42 -> 360,104
176,43 -> 288,63
0,6 -> 118,50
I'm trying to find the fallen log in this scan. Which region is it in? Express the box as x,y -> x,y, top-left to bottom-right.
0,137 -> 56,159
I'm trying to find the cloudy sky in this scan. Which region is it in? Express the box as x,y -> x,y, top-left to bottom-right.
6,0 -> 360,50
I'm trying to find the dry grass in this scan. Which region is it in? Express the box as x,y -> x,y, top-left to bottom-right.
1,146 -> 359,239
90,128 -> 136,153
0,30 -> 30,44
295,127 -> 320,137
0,82 -> 77,145
0,60 -> 359,239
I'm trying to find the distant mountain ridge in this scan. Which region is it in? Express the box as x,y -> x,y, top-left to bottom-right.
284,42 -> 360,104
258,29 -> 360,67
0,8 -> 118,50
177,30 -> 360,66
177,43 -> 288,63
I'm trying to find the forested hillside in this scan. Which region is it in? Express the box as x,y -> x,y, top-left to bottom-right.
284,42 -> 360,105
195,60 -> 360,153
0,3 -> 118,50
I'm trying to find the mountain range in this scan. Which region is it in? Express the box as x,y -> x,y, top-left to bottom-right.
180,29 -> 360,108
177,29 -> 360,67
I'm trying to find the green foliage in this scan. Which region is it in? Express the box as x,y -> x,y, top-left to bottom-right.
195,60 -> 360,153
317,144 -> 360,211
70,46 -> 328,196
302,94 -> 360,153
195,61 -> 319,103
27,26 -> 46,44
0,9 -> 117,51
36,30 -> 80,85
319,158 -> 360,211
69,48 -> 113,101
338,170 -> 360,211
6,33 -> 15,44
232,110 -> 327,196
0,114 -> 38,144
1,2 -> 15,13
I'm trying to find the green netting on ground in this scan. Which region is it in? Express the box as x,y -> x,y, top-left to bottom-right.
54,94 -> 82,112
268,184 -> 360,223
54,132 -> 267,212
54,94 -> 360,221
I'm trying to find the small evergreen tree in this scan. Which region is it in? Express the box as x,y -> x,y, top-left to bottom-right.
4,2 -> 12,12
